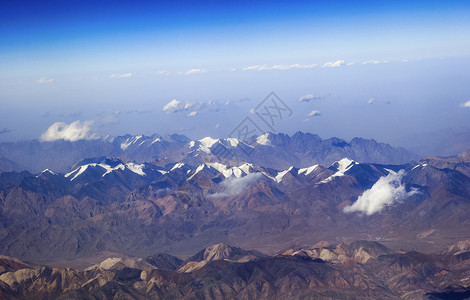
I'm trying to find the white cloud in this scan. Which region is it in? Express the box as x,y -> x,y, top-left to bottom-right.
162,99 -> 223,114
368,98 -> 375,104
110,73 -> 132,78
37,77 -> 54,83
163,99 -> 188,113
209,173 -> 263,198
156,70 -> 169,75
243,64 -> 269,71
243,63 -> 316,71
460,100 -> 470,108
271,63 -> 316,70
362,60 -> 388,65
308,110 -> 321,117
40,120 -> 98,142
362,60 -> 380,65
343,170 -> 418,215
183,68 -> 206,75
299,94 -> 322,102
322,60 -> 345,68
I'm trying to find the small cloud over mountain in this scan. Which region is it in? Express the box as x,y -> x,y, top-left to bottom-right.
343,170 -> 417,215
40,120 -> 98,142
209,173 -> 263,198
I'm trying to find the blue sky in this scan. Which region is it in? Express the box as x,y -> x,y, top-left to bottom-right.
1,0 -> 470,145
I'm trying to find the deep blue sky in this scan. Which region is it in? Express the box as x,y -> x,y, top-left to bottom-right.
1,0 -> 470,145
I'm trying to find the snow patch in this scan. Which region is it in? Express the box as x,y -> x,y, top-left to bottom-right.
151,137 -> 162,145
227,138 -> 239,147
275,166 -> 293,182
171,163 -> 185,171
126,163 -> 146,176
120,135 -> 143,150
198,137 -> 219,153
65,165 -> 89,181
298,165 -> 318,176
188,164 -> 206,180
320,158 -> 357,183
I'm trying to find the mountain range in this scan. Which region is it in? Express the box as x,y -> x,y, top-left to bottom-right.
0,132 -> 418,173
0,131 -> 469,299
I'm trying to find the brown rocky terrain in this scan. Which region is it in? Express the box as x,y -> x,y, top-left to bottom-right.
1,241 -> 470,299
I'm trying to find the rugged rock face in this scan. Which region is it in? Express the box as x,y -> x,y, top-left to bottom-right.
179,243 -> 266,272
282,240 -> 392,264
1,241 -> 470,299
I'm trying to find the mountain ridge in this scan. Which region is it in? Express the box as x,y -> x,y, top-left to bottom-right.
0,131 -> 419,173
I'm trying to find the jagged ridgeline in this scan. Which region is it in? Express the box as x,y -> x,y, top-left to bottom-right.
0,132 -> 418,173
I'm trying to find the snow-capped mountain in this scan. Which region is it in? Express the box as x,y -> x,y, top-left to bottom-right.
2,150 -> 470,263
0,131 -> 419,173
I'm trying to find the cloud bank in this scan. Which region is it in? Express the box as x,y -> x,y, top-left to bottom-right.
209,173 -> 263,198
343,170 -> 417,215
40,120 -> 98,142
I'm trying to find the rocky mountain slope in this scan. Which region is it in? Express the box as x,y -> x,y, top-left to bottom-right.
1,241 -> 470,299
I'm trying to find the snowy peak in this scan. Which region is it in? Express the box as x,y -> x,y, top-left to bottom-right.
37,169 -> 58,177
275,166 -> 294,183
188,162 -> 256,180
120,135 -> 144,150
198,137 -> 219,153
189,137 -> 252,156
329,158 -> 357,173
298,165 -> 319,176
64,159 -> 152,181
320,158 -> 358,183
